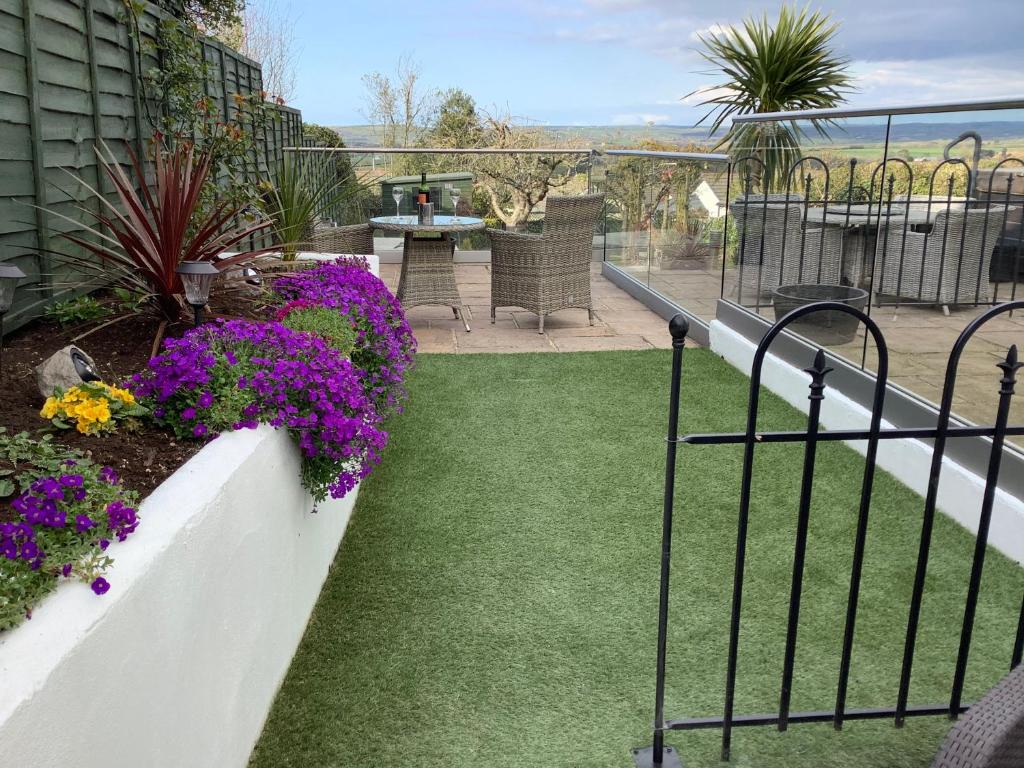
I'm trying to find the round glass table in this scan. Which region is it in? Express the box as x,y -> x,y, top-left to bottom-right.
368,216 -> 486,332
369,215 -> 485,234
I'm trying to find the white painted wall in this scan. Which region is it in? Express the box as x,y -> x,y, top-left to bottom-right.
0,254 -> 381,767
709,319 -> 1024,564
0,426 -> 359,767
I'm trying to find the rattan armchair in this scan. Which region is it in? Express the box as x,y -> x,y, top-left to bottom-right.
308,223 -> 375,255
489,193 -> 605,333
729,196 -> 843,303
931,663 -> 1024,767
877,207 -> 1016,311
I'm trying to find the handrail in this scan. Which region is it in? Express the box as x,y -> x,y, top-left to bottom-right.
730,97 -> 1024,123
603,149 -> 730,162
283,146 -> 730,162
284,146 -> 593,155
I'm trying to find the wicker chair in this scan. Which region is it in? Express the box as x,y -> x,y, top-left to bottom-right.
876,207 -> 1016,311
931,663 -> 1024,767
729,196 -> 844,304
488,193 -> 605,333
308,223 -> 375,255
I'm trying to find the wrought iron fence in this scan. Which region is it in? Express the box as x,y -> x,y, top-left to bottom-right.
634,300 -> 1024,767
725,156 -> 1024,315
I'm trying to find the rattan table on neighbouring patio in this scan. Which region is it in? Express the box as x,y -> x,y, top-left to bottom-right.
369,215 -> 484,332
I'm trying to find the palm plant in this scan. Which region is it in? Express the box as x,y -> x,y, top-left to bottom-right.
260,155 -> 366,261
50,140 -> 271,321
690,5 -> 853,192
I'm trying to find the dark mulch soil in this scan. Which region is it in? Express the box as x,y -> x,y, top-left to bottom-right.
1,313 -> 203,504
1,290 -> 270,510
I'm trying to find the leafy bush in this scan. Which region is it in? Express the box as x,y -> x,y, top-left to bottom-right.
44,296 -> 111,327
277,301 -> 358,357
41,382 -> 149,436
272,258 -> 416,415
130,319 -> 387,502
1,430 -> 140,631
52,142 -> 271,321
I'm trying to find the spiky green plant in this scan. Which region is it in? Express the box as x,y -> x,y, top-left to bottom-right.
260,156 -> 366,261
690,5 -> 853,191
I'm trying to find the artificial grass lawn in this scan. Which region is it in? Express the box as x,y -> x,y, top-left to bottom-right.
249,349 -> 1024,768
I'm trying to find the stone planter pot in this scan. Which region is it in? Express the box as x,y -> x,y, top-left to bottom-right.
771,283 -> 869,345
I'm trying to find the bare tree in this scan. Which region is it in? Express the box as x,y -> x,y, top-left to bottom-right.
360,71 -> 398,147
360,56 -> 436,148
218,0 -> 299,102
472,111 -> 584,229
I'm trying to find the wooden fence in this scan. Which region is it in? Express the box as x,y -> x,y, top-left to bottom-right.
0,0 -> 304,331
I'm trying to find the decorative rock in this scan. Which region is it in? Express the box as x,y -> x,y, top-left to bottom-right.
35,345 -> 99,398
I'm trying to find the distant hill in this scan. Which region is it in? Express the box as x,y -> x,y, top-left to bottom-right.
329,121 -> 1024,153
330,124 -> 721,149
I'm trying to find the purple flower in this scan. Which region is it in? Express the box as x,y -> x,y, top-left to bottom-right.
99,539 -> 110,551
61,563 -> 73,577
59,474 -> 84,488
75,515 -> 96,533
132,313 -> 398,503
99,466 -> 120,485
90,577 -> 110,595
197,391 -> 214,408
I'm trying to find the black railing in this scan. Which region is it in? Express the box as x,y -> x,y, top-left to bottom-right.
633,300 -> 1024,768
726,156 -> 1024,316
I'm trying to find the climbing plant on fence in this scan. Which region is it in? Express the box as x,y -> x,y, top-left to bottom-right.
0,0 -> 303,333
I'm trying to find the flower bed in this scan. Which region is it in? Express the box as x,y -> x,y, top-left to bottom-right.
0,255 -> 409,766
1,255 -> 412,631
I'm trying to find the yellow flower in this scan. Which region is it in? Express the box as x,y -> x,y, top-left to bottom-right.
40,398 -> 59,419
94,402 -> 111,422
109,387 -> 135,405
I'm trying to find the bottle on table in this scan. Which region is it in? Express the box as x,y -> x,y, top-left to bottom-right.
417,173 -> 429,205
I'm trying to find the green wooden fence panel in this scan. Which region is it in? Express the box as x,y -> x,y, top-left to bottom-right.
0,0 -> 306,332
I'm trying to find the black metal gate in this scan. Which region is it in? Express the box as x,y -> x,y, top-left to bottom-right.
634,300 -> 1024,767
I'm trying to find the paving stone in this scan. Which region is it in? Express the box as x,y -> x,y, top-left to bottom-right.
551,334 -> 653,352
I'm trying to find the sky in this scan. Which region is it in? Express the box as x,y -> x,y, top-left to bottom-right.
285,0 -> 1024,127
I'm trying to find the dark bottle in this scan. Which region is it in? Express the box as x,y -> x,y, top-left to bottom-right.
418,173 -> 429,205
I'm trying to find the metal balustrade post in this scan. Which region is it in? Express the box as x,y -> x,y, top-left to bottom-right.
632,315 -> 689,768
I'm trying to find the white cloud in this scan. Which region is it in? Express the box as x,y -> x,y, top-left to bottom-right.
853,59 -> 1024,105
610,112 -> 671,125
680,85 -> 735,105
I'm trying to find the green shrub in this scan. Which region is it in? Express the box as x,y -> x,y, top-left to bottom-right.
279,304 -> 358,357
45,295 -> 111,327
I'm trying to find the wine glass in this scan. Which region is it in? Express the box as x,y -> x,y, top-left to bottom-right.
391,186 -> 404,220
450,187 -> 461,223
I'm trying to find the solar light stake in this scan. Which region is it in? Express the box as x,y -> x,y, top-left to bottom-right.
176,261 -> 219,326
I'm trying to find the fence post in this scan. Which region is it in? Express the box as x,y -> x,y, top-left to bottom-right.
20,0 -> 52,296
632,314 -> 688,768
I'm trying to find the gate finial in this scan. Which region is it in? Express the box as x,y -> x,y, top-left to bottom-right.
669,314 -> 690,348
997,345 -> 1021,396
803,349 -> 833,402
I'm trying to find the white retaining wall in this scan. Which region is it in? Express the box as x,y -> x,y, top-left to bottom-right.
0,254 -> 381,767
0,426 -> 358,767
709,320 -> 1024,564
